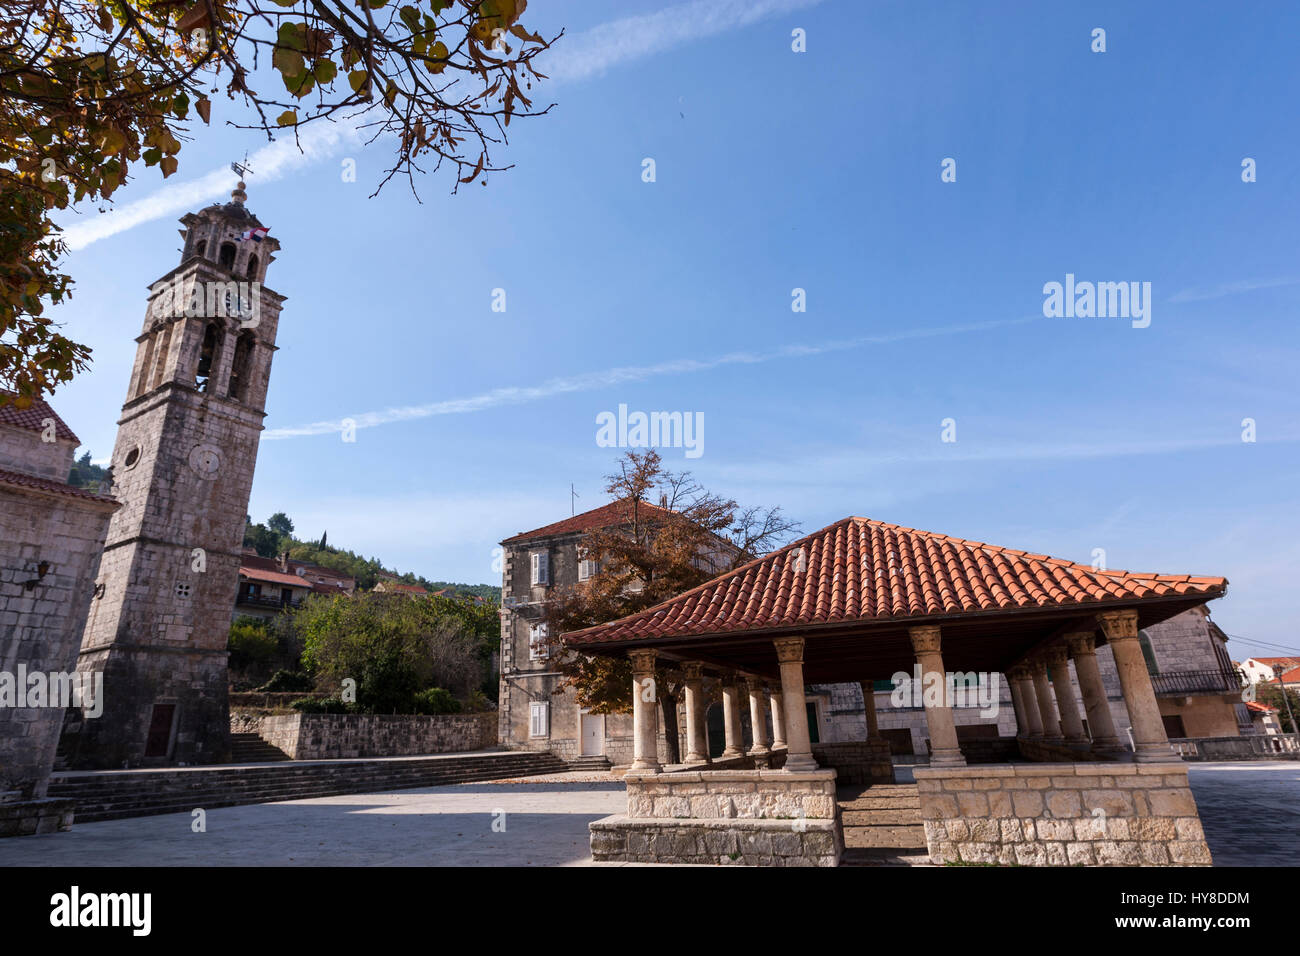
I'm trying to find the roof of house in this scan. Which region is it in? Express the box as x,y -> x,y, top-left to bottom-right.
502,499 -> 673,545
565,516 -> 1228,647
1280,667 -> 1300,684
239,565 -> 308,588
0,466 -> 116,504
1250,657 -> 1300,668
0,392 -> 79,443
377,582 -> 427,594
1246,701 -> 1279,714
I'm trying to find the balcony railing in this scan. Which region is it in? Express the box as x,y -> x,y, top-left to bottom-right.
1150,668 -> 1243,696
236,593 -> 302,610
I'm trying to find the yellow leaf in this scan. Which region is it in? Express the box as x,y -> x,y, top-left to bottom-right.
160,156 -> 178,177
277,110 -> 298,126
196,97 -> 211,124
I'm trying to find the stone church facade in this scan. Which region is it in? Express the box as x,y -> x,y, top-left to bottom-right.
63,183 -> 286,769
0,398 -> 118,831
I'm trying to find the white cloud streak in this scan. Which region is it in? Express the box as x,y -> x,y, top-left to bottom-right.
262,317 -> 1037,439
57,0 -> 821,251
60,120 -> 361,251
1167,276 -> 1300,303
544,0 -> 823,84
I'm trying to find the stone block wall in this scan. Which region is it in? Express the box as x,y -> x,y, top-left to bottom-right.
256,711 -> 497,759
811,740 -> 894,783
590,769 -> 842,866
915,762 -> 1212,866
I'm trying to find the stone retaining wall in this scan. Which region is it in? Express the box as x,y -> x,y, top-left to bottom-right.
915,761 -> 1212,866
1170,735 -> 1300,761
255,712 -> 497,759
811,740 -> 893,784
591,769 -> 842,866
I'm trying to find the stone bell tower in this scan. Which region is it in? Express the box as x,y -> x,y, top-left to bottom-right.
65,181 -> 286,768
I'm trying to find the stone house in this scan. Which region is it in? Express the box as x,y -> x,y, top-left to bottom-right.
0,395 -> 119,833
497,499 -> 731,766
234,550 -> 354,621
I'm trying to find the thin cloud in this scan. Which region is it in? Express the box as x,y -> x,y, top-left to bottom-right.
262,317 -> 1037,439
58,0 -> 819,250
60,120 -> 360,251
546,0 -> 823,84
1168,276 -> 1300,303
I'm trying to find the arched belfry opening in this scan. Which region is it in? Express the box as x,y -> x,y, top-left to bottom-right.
192,239 -> 207,260
227,331 -> 256,402
246,254 -> 259,280
218,242 -> 237,270
195,321 -> 223,392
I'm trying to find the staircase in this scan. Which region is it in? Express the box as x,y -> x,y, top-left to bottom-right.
566,755 -> 612,772
228,733 -> 290,763
48,750 -> 567,824
837,783 -> 932,866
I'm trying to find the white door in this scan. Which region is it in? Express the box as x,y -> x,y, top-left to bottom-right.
581,712 -> 605,756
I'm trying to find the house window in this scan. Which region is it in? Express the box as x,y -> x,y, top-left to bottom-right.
529,622 -> 549,662
578,555 -> 596,581
530,550 -> 550,586
529,700 -> 549,737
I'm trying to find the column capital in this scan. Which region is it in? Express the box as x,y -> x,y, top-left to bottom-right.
1027,657 -> 1048,676
773,637 -> 805,664
1066,631 -> 1097,658
1007,664 -> 1030,682
1044,644 -> 1070,668
745,675 -> 767,694
628,648 -> 657,675
908,624 -> 942,655
1097,608 -> 1140,641
681,661 -> 704,680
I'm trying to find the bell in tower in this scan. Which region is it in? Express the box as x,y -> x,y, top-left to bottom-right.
63,181 -> 288,769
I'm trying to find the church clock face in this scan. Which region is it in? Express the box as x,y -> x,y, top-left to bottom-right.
188,444 -> 222,479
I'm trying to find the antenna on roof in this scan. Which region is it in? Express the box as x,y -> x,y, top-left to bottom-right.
570,483 -> 580,517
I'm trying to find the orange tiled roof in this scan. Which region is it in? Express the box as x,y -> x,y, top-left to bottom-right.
0,467 -> 116,504
1246,701 -> 1278,714
502,499 -> 671,545
239,565 -> 307,588
564,516 -> 1227,646
0,392 -> 79,443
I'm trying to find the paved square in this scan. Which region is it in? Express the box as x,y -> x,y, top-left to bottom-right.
0,763 -> 1295,867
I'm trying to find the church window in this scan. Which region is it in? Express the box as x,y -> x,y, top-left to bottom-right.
218,242 -> 237,270
175,582 -> 191,599
123,446 -> 141,469
247,254 -> 259,280
195,322 -> 223,392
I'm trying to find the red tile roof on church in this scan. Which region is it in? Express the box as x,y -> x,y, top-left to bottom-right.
0,467 -> 116,504
0,392 -> 79,443
564,516 -> 1228,646
502,499 -> 672,545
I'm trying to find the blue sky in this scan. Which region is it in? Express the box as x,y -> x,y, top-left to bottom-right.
47,0 -> 1300,657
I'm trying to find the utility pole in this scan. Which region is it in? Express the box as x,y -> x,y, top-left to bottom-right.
570,483 -> 579,517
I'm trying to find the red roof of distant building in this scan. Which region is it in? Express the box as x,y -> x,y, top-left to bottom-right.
0,392 -> 79,443
1279,667 -> 1300,684
379,582 -> 427,594
239,566 -> 308,588
1253,657 -> 1300,668
1246,701 -> 1279,714
502,499 -> 673,545
565,516 -> 1228,646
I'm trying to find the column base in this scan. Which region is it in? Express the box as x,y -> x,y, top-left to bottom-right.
683,752 -> 708,765
629,760 -> 662,773
772,740 -> 787,750
1089,738 -> 1126,754
928,749 -> 967,768
721,748 -> 744,759
783,754 -> 819,772
1133,744 -> 1181,763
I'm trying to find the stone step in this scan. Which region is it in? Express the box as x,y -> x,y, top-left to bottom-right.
842,825 -> 928,850
837,795 -> 920,810
840,847 -> 933,867
49,752 -> 568,823
841,808 -> 921,826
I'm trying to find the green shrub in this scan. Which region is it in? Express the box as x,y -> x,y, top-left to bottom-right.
228,620 -> 279,673
290,697 -> 351,714
258,670 -> 316,693
413,687 -> 461,715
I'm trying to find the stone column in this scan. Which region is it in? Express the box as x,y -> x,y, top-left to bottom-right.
1067,632 -> 1123,753
1029,658 -> 1062,742
858,680 -> 883,740
774,638 -> 818,772
909,625 -> 965,767
1046,645 -> 1088,745
1009,666 -> 1043,738
1099,609 -> 1176,762
746,678 -> 771,761
682,662 -> 708,765
629,649 -> 660,772
1006,671 -> 1028,736
769,690 -> 787,750
720,680 -> 745,759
